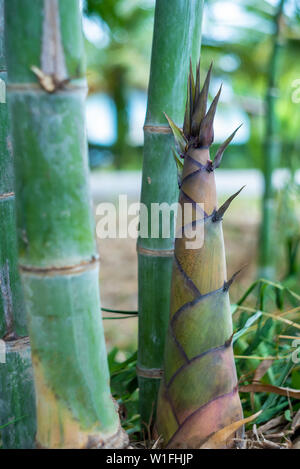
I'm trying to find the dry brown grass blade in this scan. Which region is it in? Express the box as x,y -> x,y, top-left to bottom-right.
251,360 -> 274,410
291,409 -> 300,432
199,411 -> 262,449
240,383 -> 300,399
253,359 -> 273,382
257,414 -> 286,433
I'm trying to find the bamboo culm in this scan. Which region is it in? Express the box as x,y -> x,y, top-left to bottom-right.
5,0 -> 128,449
0,0 -> 36,449
259,0 -> 285,278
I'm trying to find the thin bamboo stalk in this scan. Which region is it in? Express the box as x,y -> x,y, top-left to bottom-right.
5,0 -> 128,449
0,0 -> 36,448
137,0 -> 204,429
259,0 -> 285,278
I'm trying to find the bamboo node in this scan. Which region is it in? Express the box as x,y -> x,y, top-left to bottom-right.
143,125 -> 173,134
137,245 -> 174,258
19,256 -> 100,277
136,365 -> 164,379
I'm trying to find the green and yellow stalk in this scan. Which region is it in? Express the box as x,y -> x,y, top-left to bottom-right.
5,0 -> 127,449
156,63 -> 243,448
0,0 -> 36,448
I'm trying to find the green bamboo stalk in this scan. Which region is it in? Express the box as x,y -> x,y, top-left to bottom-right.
259,0 -> 284,279
5,0 -> 128,449
0,0 -> 36,448
137,0 -> 204,429
156,64 -> 243,448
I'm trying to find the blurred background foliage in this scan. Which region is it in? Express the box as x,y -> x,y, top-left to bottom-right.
83,0 -> 300,170
83,0 -> 300,286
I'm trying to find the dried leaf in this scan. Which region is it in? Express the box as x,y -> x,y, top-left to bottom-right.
253,359 -> 273,382
200,411 -> 262,449
31,65 -> 56,93
291,409 -> 300,432
257,414 -> 286,434
240,383 -> 300,399
293,437 -> 300,449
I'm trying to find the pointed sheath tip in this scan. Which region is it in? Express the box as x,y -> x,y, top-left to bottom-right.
225,332 -> 235,347
212,185 -> 246,222
198,84 -> 222,147
223,265 -> 247,291
213,123 -> 243,169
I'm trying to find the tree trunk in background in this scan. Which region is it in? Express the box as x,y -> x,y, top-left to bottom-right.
259,0 -> 284,279
0,0 -> 36,448
5,0 -> 128,449
137,0 -> 204,429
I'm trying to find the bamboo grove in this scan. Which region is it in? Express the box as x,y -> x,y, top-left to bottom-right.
155,63 -> 244,448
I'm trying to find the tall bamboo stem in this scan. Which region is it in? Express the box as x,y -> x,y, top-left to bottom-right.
137,0 -> 204,428
259,0 -> 284,278
5,0 -> 127,449
0,0 -> 36,448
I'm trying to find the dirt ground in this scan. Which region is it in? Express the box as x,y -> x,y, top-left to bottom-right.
96,196 -> 261,353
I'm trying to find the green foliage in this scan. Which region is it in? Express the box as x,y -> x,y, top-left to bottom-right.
232,278 -> 300,426
108,348 -> 140,435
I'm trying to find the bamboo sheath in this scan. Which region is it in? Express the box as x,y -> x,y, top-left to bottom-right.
137,0 -> 204,428
156,65 -> 243,448
0,0 -> 36,448
5,0 -> 127,449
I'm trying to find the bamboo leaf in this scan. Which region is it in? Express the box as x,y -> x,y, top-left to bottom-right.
0,416 -> 26,430
164,113 -> 187,154
199,411 -> 262,449
101,307 -> 138,315
233,311 -> 262,344
171,148 -> 184,188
